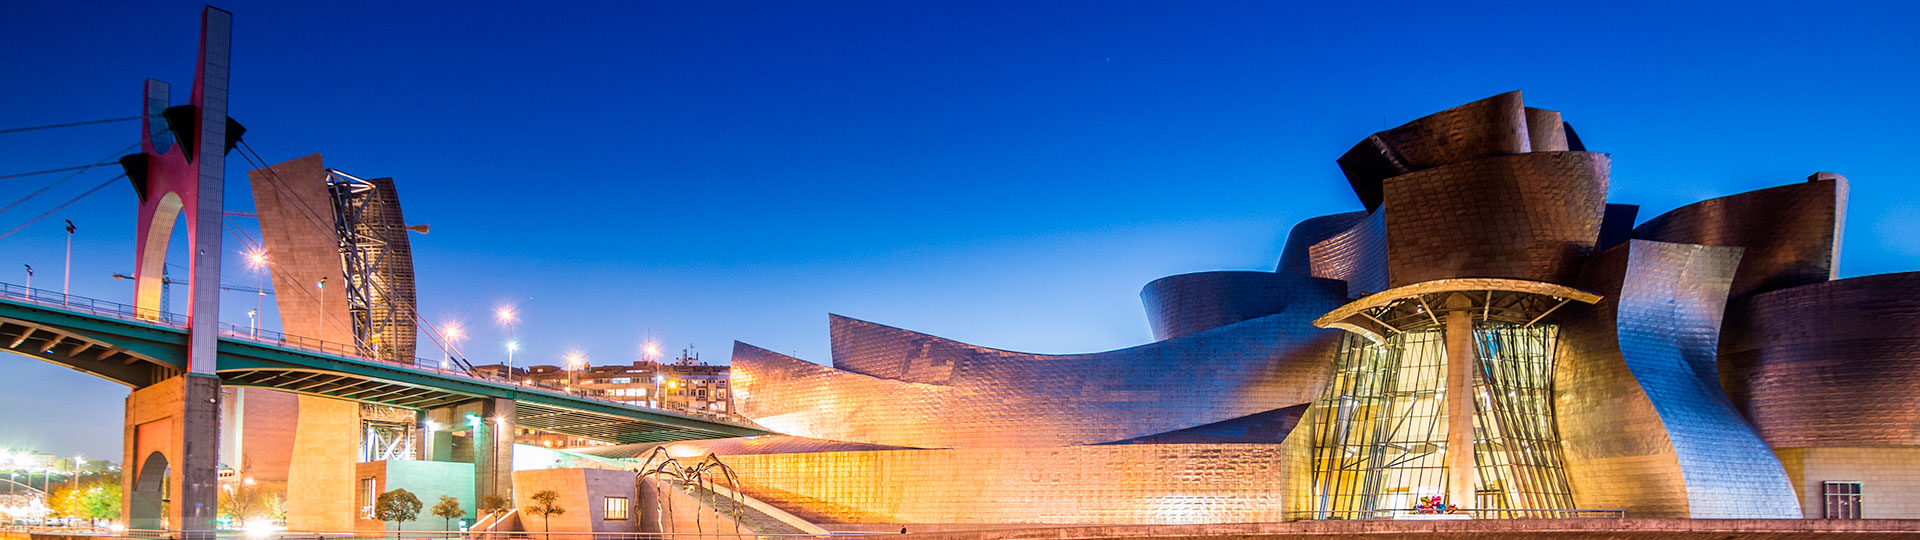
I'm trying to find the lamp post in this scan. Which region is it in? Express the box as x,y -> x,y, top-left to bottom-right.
497,307 -> 517,371
442,323 -> 464,370
246,250 -> 268,338
23,264 -> 32,293
566,352 -> 586,394
316,276 -> 327,338
62,220 -> 74,303
505,341 -> 520,381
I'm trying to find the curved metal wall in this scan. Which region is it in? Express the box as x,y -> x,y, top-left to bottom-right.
733,287 -> 1346,449
1557,240 -> 1799,518
1633,174 -> 1847,299
1140,272 -> 1346,341
1719,271 -> 1920,447
1304,210 -> 1388,296
1381,151 -> 1610,287
1276,212 -> 1367,276
1337,91 -> 1531,212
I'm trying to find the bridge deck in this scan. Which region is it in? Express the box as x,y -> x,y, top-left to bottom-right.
0,283 -> 772,443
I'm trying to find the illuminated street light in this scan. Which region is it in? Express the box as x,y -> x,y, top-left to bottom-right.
442,322 -> 465,370
497,306 -> 518,372
566,351 -> 587,392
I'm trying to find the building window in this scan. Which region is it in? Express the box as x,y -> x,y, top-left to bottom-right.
603,496 -> 630,520
1824,482 -> 1862,519
360,477 -> 377,519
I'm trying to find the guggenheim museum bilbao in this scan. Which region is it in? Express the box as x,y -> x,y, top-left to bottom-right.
658,90 -> 1920,525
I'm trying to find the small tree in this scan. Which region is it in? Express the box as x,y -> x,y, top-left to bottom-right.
522,489 -> 565,540
219,484 -> 271,525
374,488 -> 423,536
477,494 -> 510,524
430,496 -> 466,531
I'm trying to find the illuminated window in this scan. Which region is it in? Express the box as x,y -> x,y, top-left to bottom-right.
603,496 -> 630,520
1824,482 -> 1862,519
359,477 -> 377,519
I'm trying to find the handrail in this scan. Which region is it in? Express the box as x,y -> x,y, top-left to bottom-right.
1286,508 -> 1627,520
0,282 -> 755,427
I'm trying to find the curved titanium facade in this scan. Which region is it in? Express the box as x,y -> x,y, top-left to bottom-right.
1719,271 -> 1920,447
1633,174 -> 1847,299
735,296 -> 1347,449
1336,91 -> 1531,212
1276,212 -> 1367,276
1381,151 -> 1609,287
1304,210 -> 1387,296
1557,240 -> 1798,518
1140,272 -> 1347,341
716,90 -> 1915,525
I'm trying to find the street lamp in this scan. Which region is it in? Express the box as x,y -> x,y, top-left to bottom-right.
62,220 -> 74,303
442,322 -> 465,370
497,307 -> 518,371
505,341 -> 520,380
245,250 -> 268,338
566,352 -> 586,393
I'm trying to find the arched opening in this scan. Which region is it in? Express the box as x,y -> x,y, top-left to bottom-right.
131,451 -> 170,530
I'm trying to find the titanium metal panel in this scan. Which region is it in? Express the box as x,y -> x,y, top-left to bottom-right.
1632,174 -> 1847,299
1559,240 -> 1799,518
1140,272 -> 1347,341
1305,210 -> 1388,296
1381,151 -> 1609,288
734,293 -> 1345,449
1337,91 -> 1532,212
1719,271 -> 1920,447
1276,212 -> 1368,276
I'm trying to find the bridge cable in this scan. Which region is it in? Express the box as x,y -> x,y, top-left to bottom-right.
0,174 -> 127,241
0,115 -> 152,135
1,161 -> 121,181
0,141 -> 140,216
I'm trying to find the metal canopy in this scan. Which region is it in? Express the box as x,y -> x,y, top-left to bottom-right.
1312,278 -> 1603,344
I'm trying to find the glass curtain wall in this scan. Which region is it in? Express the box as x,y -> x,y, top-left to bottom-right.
1307,330 -> 1449,519
1471,324 -> 1576,516
1307,323 -> 1576,519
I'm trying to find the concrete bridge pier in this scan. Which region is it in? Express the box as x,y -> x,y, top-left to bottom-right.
434,398 -> 517,504
122,374 -> 222,535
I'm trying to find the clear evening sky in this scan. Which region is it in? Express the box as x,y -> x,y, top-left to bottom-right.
2,1 -> 1916,459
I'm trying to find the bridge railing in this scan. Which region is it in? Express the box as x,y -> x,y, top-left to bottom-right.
211,322 -> 749,423
113,530 -> 879,540
1,281 -> 754,427
0,282 -> 187,327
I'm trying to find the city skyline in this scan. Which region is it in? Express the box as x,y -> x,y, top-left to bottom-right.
4,0 -> 1919,461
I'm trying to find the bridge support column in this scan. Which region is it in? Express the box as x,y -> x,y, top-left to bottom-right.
122,374 -> 221,536
473,398 -> 516,504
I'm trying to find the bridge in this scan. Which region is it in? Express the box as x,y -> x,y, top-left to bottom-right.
0,283 -> 769,443
0,6 -> 794,535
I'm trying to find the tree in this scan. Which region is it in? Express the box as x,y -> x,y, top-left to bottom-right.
522,489 -> 566,540
219,484 -> 272,525
50,481 -> 120,526
430,496 -> 466,531
374,488 -> 423,535
477,494 -> 510,523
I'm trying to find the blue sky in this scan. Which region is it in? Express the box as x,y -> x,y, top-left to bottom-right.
2,0 -> 1916,459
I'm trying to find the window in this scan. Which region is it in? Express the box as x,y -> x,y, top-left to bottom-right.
360,478 -> 377,519
609,377 -> 630,384
603,496 -> 630,520
1824,482 -> 1862,519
